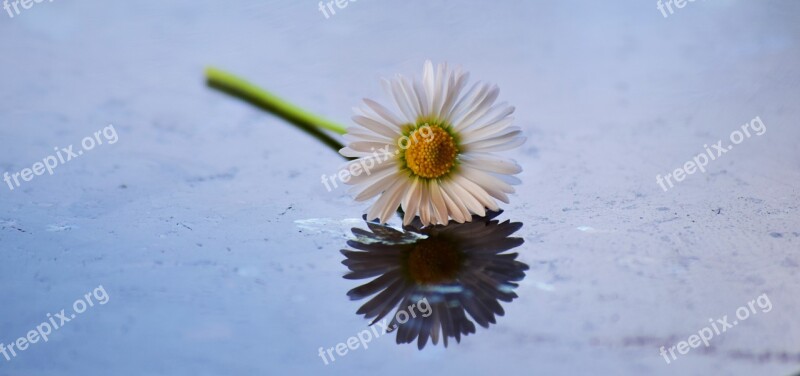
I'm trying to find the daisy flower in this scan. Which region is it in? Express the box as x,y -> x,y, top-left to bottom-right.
340,61 -> 525,226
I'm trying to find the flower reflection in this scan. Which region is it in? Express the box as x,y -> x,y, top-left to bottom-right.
341,210 -> 528,349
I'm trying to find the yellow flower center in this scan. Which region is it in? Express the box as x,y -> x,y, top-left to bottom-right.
405,238 -> 462,284
403,126 -> 458,179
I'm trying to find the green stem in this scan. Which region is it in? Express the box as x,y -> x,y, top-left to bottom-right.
205,67 -> 348,154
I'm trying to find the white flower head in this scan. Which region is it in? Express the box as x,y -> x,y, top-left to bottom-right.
340,61 -> 525,226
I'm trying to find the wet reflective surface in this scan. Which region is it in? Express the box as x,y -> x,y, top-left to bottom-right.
1,1 -> 799,375
342,211 -> 528,349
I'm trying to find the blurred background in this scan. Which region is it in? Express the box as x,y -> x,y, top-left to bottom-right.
0,1 -> 798,375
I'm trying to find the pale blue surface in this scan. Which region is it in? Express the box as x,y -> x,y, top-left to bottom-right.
1,1 -> 799,375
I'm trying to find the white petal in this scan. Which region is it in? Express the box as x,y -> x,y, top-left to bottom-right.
444,178 -> 485,217
459,166 -> 513,203
422,61 -> 437,117
453,85 -> 500,131
352,115 -> 401,139
378,181 -> 408,224
438,184 -> 465,223
447,82 -> 486,124
497,174 -> 522,185
460,152 -> 522,175
339,147 -> 373,158
453,174 -> 499,211
460,118 -> 515,143
467,102 -> 515,132
467,136 -> 527,152
366,177 -> 407,223
419,187 -> 431,226
401,76 -> 424,119
347,140 -> 396,154
413,78 -> 429,118
344,127 -> 393,143
386,77 -> 417,122
462,130 -> 526,152
363,98 -> 405,127
349,166 -> 400,199
429,180 -> 449,225
440,180 -> 471,221
440,69 -> 469,120
402,177 -> 422,226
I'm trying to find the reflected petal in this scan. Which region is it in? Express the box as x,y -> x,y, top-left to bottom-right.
341,210 -> 529,349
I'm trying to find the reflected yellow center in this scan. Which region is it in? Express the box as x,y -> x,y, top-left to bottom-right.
406,238 -> 462,284
403,126 -> 458,179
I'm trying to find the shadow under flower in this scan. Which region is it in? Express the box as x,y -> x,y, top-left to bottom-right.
341,210 -> 529,349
